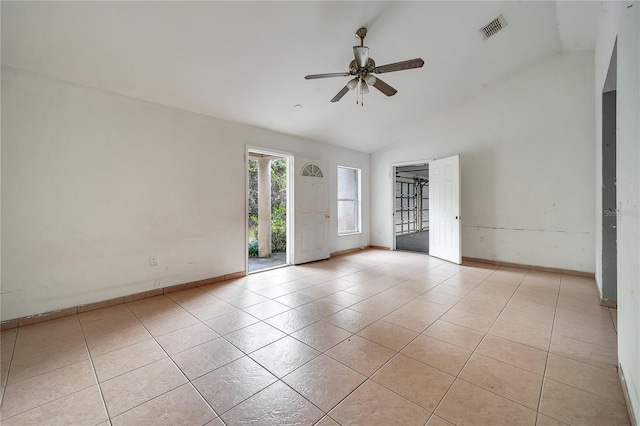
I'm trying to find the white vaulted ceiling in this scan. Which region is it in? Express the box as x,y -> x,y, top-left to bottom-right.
1,1 -> 598,153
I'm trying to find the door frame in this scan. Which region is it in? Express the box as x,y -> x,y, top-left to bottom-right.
245,145 -> 294,274
389,159 -> 435,251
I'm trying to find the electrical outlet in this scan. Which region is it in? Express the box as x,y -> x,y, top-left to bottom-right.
479,236 -> 485,243
149,255 -> 158,267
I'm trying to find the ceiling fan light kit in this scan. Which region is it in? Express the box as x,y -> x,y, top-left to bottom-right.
361,80 -> 369,95
305,27 -> 424,105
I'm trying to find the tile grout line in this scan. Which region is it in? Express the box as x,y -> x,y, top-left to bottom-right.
85,302 -> 210,422
0,260 -> 456,416
543,353 -> 628,406
542,276 -> 629,414
535,272 -> 564,426
266,257 -> 465,420
0,380 -> 105,424
609,306 -> 618,333
221,259 -> 469,422
183,259 -> 615,423
425,277 -> 504,423
168,290 -> 322,423
428,265 -> 532,424
0,329 -> 19,411
312,262 -> 500,424
182,262 -> 592,422
388,264 -> 503,369
213,325 -> 330,423
318,256 -> 476,416
77,316 -> 114,425
226,268 -> 364,415
1,318 -> 109,423
5,254 -> 609,426
250,256 -> 464,420
166,286 -> 360,423
542,375 -> 630,412
490,269 -> 560,420
121,302 -> 227,425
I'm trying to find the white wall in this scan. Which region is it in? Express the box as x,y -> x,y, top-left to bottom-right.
0,67 -> 370,321
371,51 -> 595,273
594,2 -> 640,421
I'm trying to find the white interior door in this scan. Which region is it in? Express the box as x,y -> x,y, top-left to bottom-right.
293,157 -> 330,264
429,155 -> 461,264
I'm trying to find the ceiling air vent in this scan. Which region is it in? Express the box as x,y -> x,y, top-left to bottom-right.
480,14 -> 507,39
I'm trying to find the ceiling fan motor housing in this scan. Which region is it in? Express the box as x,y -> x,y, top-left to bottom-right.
353,46 -> 369,68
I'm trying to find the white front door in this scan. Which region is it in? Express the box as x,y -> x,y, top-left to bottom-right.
429,155 -> 461,264
293,158 -> 330,264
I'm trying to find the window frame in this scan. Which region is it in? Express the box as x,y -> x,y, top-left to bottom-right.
337,165 -> 362,236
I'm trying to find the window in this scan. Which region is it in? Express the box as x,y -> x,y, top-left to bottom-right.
337,166 -> 361,235
301,163 -> 323,177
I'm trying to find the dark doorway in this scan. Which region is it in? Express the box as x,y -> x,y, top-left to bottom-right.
602,42 -> 617,302
395,163 -> 429,254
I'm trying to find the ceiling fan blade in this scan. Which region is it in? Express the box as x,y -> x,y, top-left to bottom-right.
305,72 -> 351,80
374,58 -> 425,74
372,77 -> 397,97
330,86 -> 350,103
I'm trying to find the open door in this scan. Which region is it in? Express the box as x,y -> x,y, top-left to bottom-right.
292,157 -> 330,264
429,155 -> 461,264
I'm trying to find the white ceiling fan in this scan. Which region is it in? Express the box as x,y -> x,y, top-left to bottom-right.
305,27 -> 425,104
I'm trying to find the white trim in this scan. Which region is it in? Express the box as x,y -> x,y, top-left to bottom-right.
338,231 -> 362,237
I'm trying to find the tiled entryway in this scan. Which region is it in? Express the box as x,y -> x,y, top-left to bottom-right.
0,250 -> 630,425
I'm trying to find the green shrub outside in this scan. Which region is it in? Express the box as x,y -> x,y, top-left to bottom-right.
248,158 -> 287,257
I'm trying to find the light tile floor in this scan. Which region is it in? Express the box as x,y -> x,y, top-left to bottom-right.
0,250 -> 630,425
